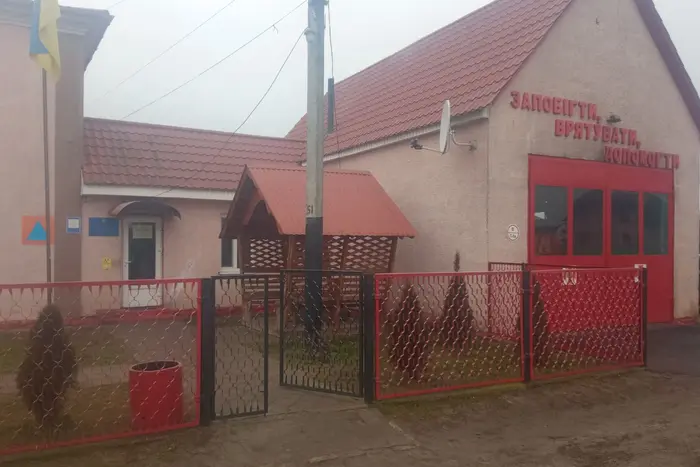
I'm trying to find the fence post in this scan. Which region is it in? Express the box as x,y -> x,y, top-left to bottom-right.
263,276 -> 270,414
521,265 -> 532,383
279,271 -> 286,387
200,277 -> 216,426
362,274 -> 376,403
641,267 -> 648,367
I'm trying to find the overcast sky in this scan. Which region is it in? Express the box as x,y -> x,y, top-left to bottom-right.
63,0 -> 699,137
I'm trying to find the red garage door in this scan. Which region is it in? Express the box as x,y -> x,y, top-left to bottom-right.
528,155 -> 674,323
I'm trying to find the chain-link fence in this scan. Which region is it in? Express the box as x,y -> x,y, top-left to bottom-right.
204,275 -> 272,420
279,270 -> 364,397
530,267 -> 645,379
372,267 -> 646,400
0,279 -> 200,455
374,272 -> 523,400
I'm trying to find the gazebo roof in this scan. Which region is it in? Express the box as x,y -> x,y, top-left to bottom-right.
221,166 -> 416,238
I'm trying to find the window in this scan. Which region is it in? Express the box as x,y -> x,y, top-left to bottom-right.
644,193 -> 669,255
611,191 -> 639,255
534,185 -> 568,256
573,188 -> 603,256
220,217 -> 239,272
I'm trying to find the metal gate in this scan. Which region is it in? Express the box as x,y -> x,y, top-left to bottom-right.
279,270 -> 365,397
201,275 -> 272,422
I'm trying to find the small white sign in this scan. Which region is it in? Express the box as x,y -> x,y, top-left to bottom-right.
131,224 -> 153,240
562,268 -> 578,286
507,224 -> 520,241
66,217 -> 81,234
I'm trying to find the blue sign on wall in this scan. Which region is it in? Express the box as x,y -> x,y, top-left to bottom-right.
88,217 -> 119,237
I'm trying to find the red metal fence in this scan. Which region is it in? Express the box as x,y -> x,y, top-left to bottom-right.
0,279 -> 201,456
530,268 -> 644,380
374,267 -> 645,400
374,272 -> 524,400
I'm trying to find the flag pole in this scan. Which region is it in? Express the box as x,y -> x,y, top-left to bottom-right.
41,68 -> 52,293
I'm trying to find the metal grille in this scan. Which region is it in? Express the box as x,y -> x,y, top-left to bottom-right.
374,272 -> 523,400
530,268 -> 644,379
210,276 -> 271,418
0,279 -> 200,456
279,271 -> 363,396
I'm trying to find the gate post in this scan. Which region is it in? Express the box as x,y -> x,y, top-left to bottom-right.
263,276 -> 270,413
279,271 -> 286,387
200,277 -> 216,425
641,267 -> 648,367
521,265 -> 533,383
362,274 -> 376,403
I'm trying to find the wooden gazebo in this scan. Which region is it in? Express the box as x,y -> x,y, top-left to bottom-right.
220,166 -> 416,326
221,166 -> 416,274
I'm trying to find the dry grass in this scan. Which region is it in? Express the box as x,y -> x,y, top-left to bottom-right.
0,328 -> 132,374
0,383 -> 131,451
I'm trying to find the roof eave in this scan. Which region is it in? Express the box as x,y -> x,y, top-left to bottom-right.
303,107 -> 490,166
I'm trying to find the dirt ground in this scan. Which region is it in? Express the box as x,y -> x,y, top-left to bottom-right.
5,323 -> 700,466
5,370 -> 700,467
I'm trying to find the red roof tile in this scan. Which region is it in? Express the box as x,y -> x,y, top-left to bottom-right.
82,118 -> 305,191
223,166 -> 416,237
287,0 -> 575,153
287,0 -> 700,154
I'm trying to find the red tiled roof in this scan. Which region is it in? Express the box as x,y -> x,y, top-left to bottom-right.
287,0 -> 700,154
223,166 -> 416,237
287,0 -> 575,153
82,118 -> 305,191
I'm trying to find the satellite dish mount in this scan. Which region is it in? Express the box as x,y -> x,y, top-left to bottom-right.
410,100 -> 477,154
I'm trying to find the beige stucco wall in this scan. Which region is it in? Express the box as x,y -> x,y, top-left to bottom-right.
326,119 -> 490,273
79,197 -> 234,315
81,197 -> 231,281
487,0 -> 700,318
0,22 -> 56,286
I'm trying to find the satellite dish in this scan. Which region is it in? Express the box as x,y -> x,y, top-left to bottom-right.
438,100 -> 452,154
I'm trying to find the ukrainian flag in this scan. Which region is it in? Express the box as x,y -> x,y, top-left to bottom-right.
29,0 -> 61,80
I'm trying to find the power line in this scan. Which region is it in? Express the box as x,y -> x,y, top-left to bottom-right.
105,0 -> 130,10
151,28 -> 306,198
97,0 -> 242,102
120,0 -> 306,120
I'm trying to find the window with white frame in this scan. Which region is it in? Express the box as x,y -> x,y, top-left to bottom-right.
220,217 -> 239,273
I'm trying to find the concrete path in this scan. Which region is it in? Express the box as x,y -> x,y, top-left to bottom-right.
12,402 -> 418,467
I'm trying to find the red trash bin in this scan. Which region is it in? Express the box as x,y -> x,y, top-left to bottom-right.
129,360 -> 184,431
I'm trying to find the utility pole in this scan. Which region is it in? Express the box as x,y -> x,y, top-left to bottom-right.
304,0 -> 326,351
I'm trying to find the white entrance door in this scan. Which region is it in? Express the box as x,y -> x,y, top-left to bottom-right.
122,217 -> 163,308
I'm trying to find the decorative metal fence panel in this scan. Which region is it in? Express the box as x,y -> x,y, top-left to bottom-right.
530,267 -> 645,380
209,275 -> 271,419
374,267 -> 647,401
0,279 -> 201,456
279,270 -> 364,397
374,272 -> 524,400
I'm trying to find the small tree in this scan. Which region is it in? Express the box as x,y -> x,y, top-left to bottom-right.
441,252 -> 474,350
388,284 -> 431,381
17,304 -> 76,431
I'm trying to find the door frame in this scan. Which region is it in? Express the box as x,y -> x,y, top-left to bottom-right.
122,216 -> 164,307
